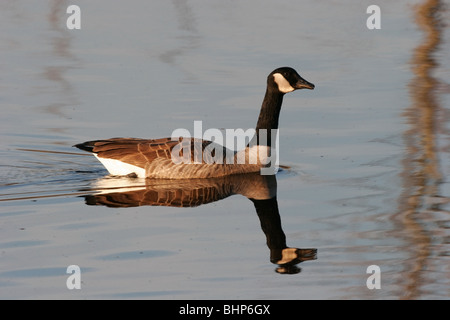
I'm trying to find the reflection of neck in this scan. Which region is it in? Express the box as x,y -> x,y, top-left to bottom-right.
251,197 -> 287,261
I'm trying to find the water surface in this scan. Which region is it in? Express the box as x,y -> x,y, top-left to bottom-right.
1,0 -> 449,299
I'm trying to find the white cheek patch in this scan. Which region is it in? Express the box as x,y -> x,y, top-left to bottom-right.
273,73 -> 295,93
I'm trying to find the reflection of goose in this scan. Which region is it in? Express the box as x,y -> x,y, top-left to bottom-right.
83,173 -> 317,274
85,172 -> 275,207
74,67 -> 314,179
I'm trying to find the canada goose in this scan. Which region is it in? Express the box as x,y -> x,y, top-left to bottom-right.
74,67 -> 314,179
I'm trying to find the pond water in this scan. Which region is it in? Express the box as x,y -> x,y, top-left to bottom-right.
1,0 -> 449,299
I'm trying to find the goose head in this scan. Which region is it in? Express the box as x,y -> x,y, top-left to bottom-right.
269,67 -> 315,94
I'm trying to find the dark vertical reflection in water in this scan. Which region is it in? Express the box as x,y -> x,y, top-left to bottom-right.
159,0 -> 202,83
397,0 -> 448,300
43,0 -> 79,135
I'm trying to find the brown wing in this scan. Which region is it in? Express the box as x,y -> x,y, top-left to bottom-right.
74,137 -> 214,169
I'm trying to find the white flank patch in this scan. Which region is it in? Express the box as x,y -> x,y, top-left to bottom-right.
273,73 -> 295,93
235,145 -> 271,165
248,145 -> 270,165
94,154 -> 146,178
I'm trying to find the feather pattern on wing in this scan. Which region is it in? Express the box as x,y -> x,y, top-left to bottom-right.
75,137 -> 265,179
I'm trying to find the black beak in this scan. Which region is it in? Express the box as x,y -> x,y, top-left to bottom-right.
294,77 -> 315,90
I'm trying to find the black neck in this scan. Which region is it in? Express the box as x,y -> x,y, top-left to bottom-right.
254,89 -> 284,146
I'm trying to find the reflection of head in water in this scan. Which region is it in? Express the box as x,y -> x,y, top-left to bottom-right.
250,197 -> 317,274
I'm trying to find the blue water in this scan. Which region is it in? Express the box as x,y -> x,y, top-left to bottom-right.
1,0 -> 449,299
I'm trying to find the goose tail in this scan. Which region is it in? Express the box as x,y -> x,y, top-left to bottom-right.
73,141 -> 97,153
